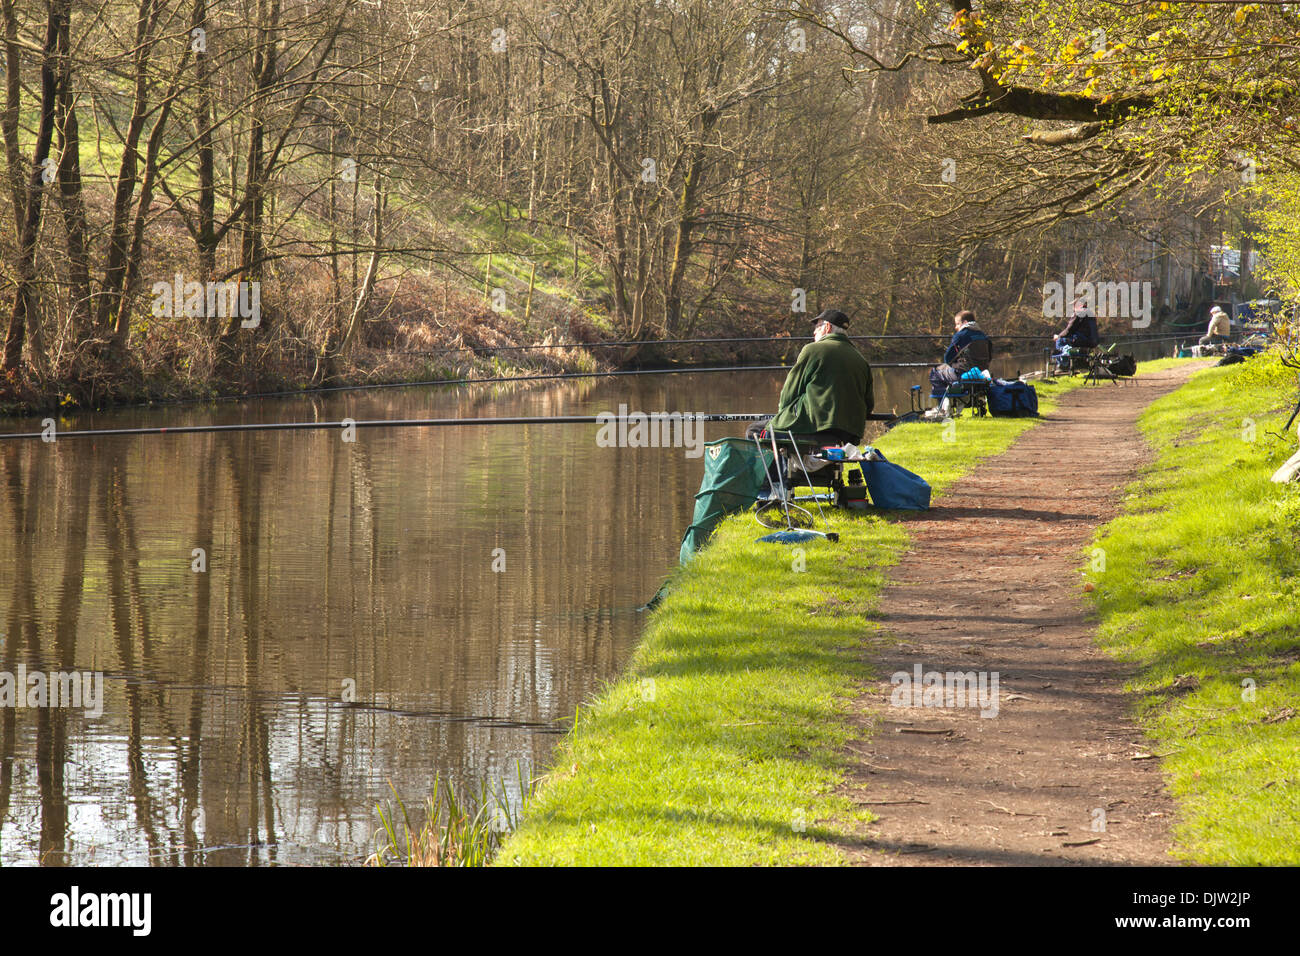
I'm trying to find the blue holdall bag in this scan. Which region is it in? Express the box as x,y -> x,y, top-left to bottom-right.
858,449 -> 931,510
987,379 -> 1038,418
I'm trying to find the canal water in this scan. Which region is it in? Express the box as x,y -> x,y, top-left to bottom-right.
0,348 -> 1151,865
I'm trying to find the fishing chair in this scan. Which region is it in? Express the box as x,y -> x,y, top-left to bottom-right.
938,378 -> 990,417
1054,343 -> 1099,376
749,426 -> 861,531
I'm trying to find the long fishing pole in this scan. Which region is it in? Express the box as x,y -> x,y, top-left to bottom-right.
18,334 -> 1192,418
202,365 -> 796,403
106,335 -> 1189,411
399,331 -> 1190,355
210,336 -> 1192,402
111,361 -> 938,408
271,362 -> 935,396
0,411 -> 903,442
406,335 -> 929,355
146,334 -> 1192,408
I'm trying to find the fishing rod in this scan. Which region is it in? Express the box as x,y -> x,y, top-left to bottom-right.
25,334 -> 1189,418
111,361 -> 939,409
260,361 -> 934,400
106,335 -> 1188,411
270,336 -> 1180,400
398,331 -> 1188,355
207,365 -> 797,402
0,411 -> 904,442
311,361 -> 936,396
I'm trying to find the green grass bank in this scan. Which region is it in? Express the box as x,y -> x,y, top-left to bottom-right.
1086,353 -> 1300,865
497,370 -> 1123,865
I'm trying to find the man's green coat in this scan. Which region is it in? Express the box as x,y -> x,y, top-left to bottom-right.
769,333 -> 874,441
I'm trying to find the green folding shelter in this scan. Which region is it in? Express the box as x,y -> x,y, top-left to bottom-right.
678,437 -> 773,564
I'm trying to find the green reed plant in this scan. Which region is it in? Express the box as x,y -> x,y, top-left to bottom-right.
367,765 -> 534,867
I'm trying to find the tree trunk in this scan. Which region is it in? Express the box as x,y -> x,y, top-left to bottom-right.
334,175 -> 385,359
3,2 -> 61,374
663,125 -> 712,335
228,0 -> 280,341
53,0 -> 92,342
96,0 -> 163,342
120,67 -> 188,324
192,0 -> 218,335
1,0 -> 26,234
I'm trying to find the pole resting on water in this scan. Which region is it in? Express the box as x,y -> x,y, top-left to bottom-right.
0,412 -> 900,442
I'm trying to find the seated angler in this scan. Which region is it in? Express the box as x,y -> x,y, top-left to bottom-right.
750,308 -> 874,447
1052,300 -> 1100,370
1199,305 -> 1232,347
930,309 -> 993,399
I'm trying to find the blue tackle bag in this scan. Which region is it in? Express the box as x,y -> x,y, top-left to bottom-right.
859,449 -> 931,510
987,380 -> 1038,418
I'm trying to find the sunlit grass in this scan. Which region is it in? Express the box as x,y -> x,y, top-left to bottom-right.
1087,352 -> 1300,864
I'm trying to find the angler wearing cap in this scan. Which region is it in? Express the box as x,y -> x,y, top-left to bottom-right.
1051,299 -> 1100,371
1200,305 -> 1233,347
766,308 -> 875,445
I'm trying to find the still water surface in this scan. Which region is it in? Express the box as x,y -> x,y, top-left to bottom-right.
0,352 -> 1103,865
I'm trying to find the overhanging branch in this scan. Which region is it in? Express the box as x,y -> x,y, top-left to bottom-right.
928,87 -> 1154,126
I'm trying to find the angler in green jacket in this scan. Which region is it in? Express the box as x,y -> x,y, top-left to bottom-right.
768,308 -> 874,444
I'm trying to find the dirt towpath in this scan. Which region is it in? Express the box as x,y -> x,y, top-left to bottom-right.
842,363 -> 1203,866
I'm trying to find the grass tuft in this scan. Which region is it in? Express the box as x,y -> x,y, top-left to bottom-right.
368,768 -> 533,867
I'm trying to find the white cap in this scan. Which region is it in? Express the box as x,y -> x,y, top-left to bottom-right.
1210,305 -> 1226,316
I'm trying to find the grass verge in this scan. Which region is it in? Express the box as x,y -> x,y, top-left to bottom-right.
496,369 -> 1132,865
1086,353 -> 1300,864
